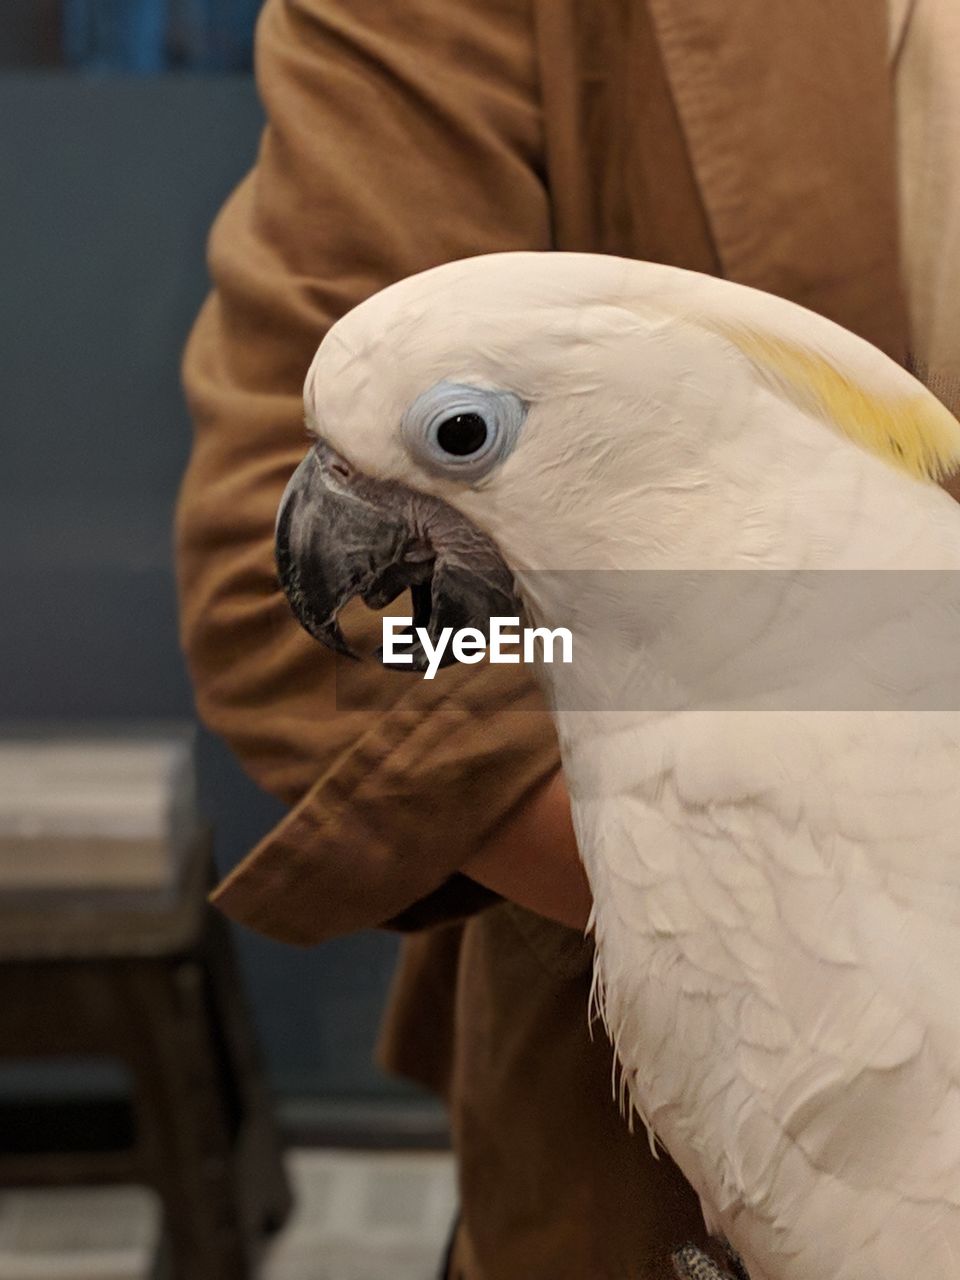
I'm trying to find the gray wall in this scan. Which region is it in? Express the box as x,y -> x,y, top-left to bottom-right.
0,74 -> 422,1113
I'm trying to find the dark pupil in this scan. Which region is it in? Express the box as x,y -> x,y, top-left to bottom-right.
436,412 -> 488,457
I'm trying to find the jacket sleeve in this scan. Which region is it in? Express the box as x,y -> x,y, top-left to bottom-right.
175,0 -> 561,946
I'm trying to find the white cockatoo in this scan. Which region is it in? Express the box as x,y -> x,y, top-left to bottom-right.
275,252 -> 960,1280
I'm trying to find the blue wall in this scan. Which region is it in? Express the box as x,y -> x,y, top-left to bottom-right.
63,0 -> 260,71
0,73 -> 423,1114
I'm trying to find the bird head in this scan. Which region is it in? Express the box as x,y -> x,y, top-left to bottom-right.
276,252 -> 960,675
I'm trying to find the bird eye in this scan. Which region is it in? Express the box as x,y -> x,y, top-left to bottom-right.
401,382 -> 526,482
436,413 -> 489,457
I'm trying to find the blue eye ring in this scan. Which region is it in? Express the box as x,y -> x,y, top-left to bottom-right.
401,381 -> 526,482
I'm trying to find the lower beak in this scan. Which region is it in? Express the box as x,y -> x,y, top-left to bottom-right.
276,445 -> 517,672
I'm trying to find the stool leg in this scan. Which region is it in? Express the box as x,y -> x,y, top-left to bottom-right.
203,910 -> 292,1235
120,960 -> 256,1280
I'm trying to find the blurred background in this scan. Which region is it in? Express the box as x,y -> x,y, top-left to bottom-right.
0,4 -> 452,1277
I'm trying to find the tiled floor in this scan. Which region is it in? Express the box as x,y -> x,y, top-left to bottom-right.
0,1150 -> 457,1280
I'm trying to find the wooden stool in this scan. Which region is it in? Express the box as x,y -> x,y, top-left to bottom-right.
0,831 -> 292,1279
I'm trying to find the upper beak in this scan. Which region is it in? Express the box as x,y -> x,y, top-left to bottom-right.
276,444 -> 517,672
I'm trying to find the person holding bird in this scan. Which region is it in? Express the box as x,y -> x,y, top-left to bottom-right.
177,1 -> 960,1276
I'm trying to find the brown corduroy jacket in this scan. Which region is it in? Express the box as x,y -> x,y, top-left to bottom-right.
176,1 -> 908,1275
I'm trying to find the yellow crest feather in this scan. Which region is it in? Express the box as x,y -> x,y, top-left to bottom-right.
721,328 -> 960,483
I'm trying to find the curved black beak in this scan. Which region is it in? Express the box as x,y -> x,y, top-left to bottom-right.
276,444 -> 518,673
276,446 -> 423,657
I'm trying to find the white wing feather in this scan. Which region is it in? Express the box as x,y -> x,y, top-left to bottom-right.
572,709 -> 960,1280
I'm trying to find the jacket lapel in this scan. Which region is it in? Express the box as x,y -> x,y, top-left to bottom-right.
646,0 -> 909,360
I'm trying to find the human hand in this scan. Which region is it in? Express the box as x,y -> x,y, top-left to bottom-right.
461,770 -> 592,931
